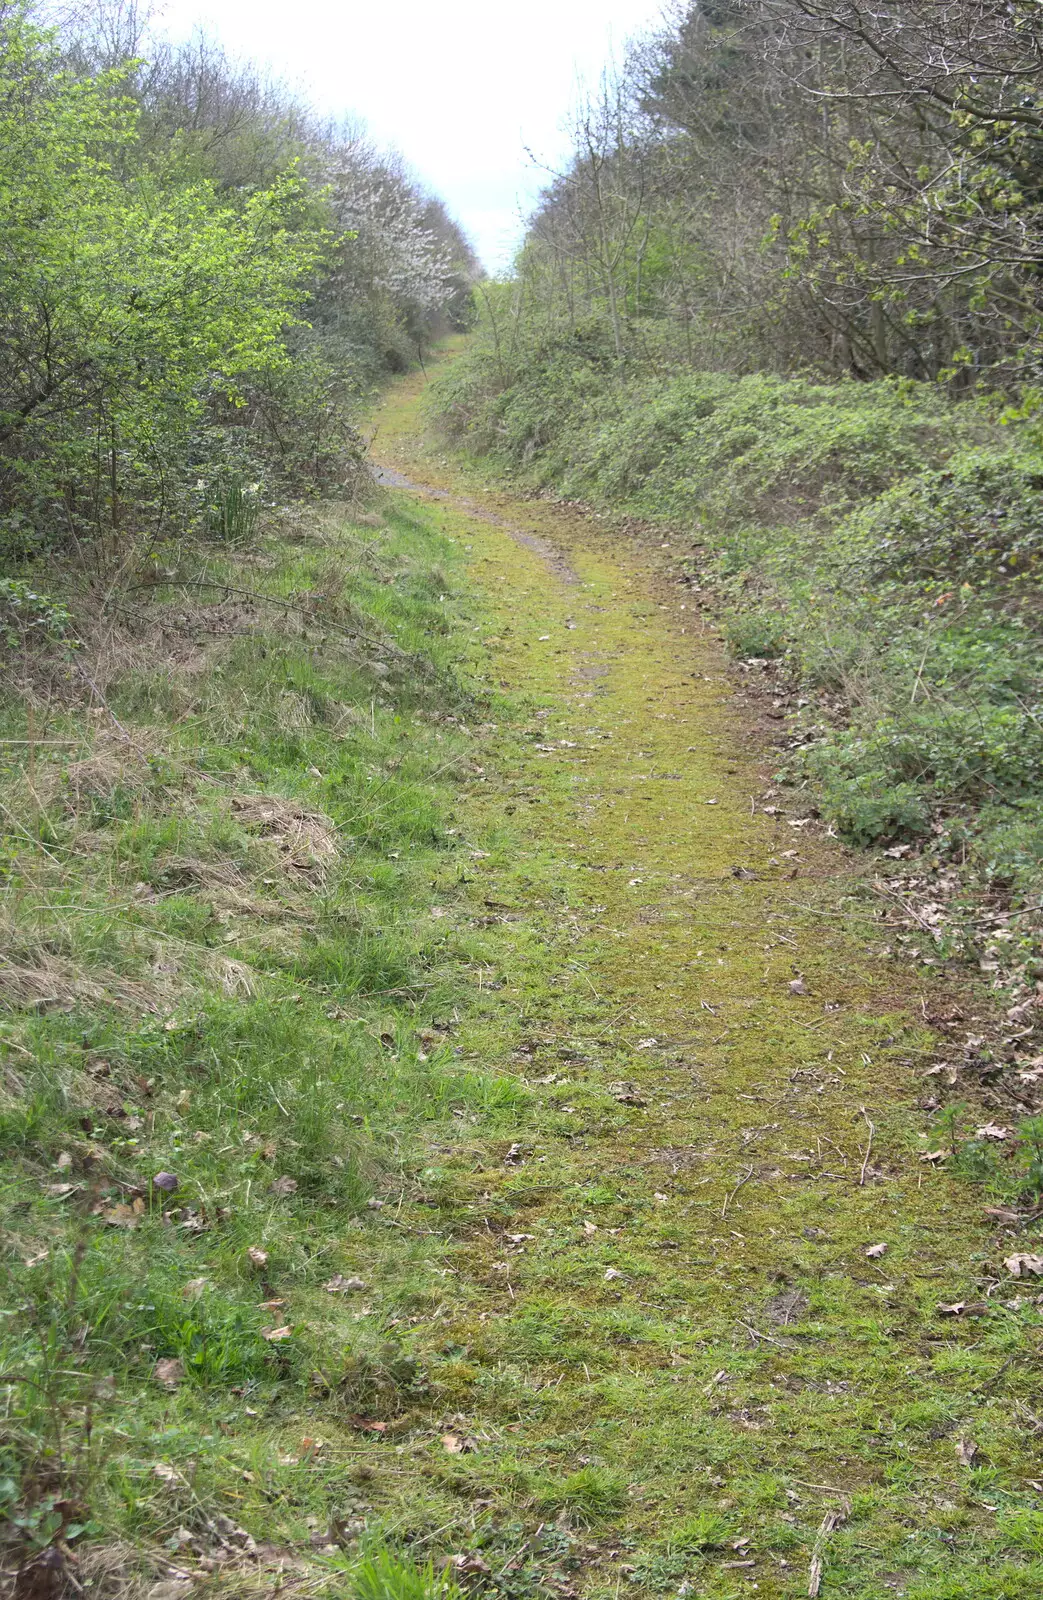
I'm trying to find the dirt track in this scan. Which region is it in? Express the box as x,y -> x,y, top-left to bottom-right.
365,362 -> 1039,1600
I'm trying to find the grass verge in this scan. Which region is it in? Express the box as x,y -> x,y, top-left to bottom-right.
0,497 -> 517,1595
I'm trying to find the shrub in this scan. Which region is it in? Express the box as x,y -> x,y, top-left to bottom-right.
850,449 -> 1043,588
0,579 -> 70,647
813,770 -> 931,846
724,608 -> 787,659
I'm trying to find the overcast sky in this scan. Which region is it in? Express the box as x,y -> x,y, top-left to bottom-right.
155,0 -> 667,271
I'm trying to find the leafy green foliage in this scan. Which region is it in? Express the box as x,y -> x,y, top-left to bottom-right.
0,11 -> 326,559
0,578 -> 70,646
0,5 -> 479,584
851,450 -> 1043,588
432,326 -> 973,528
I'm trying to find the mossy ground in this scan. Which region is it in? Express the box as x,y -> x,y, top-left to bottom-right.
358,356 -> 1043,1598
1,351 -> 1041,1600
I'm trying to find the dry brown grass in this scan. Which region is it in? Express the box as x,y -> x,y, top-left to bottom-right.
0,949 -> 165,1014
229,794 -> 339,883
74,1541 -> 189,1600
40,727 -> 167,817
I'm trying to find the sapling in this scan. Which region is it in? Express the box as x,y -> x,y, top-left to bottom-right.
934,1100 -> 969,1158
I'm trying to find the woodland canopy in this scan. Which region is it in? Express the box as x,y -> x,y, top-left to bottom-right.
501,0 -> 1043,393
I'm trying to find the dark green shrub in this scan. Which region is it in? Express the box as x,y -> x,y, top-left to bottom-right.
851,449 -> 1043,587
814,770 -> 931,846
724,608 -> 787,659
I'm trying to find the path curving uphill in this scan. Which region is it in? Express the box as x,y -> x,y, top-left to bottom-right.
361,362 -> 1041,1600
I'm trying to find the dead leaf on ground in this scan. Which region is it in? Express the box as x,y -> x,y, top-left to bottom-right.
147,1579 -> 194,1600
270,1175 -> 298,1196
1004,1253 -> 1043,1278
182,1277 -> 208,1299
247,1245 -> 269,1267
99,1200 -> 145,1227
348,1415 -> 387,1433
446,1555 -> 492,1578
865,1243 -> 888,1259
504,1143 -> 524,1164
582,1220 -> 598,1236
152,1462 -> 180,1484
788,977 -> 808,995
154,1358 -> 183,1390
607,1081 -> 647,1105
977,1124 -> 1010,1141
604,1267 -> 624,1281
441,1433 -> 470,1454
955,1437 -> 978,1466
325,1274 -> 367,1294
920,1149 -> 948,1163
55,1151 -> 73,1170
45,1182 -> 79,1198
261,1324 -> 293,1341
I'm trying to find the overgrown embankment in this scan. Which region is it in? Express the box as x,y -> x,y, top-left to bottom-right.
432,338 -> 1043,972
0,497 -> 511,1593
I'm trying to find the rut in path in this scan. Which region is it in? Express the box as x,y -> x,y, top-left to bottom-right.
363,368 -> 1039,1600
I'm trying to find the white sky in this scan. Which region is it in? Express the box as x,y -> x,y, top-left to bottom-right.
155,0 -> 667,271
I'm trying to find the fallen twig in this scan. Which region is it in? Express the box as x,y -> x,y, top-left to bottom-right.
739,1319 -> 792,1350
869,880 -> 938,936
721,1164 -> 755,1218
859,1107 -> 875,1187
808,1500 -> 850,1597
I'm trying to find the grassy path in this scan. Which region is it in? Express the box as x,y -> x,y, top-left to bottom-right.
360,364 -> 1043,1599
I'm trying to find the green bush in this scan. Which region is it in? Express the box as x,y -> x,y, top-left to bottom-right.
431,328 -> 980,531
0,579 -> 70,646
724,608 -> 787,659
813,770 -> 932,846
851,448 -> 1043,588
